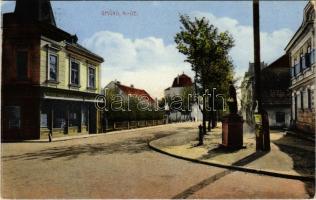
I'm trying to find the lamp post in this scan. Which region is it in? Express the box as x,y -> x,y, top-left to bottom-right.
253,0 -> 271,151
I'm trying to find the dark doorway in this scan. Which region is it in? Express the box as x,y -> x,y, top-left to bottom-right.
88,105 -> 97,134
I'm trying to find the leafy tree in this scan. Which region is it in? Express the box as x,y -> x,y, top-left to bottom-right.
175,14 -> 234,144
180,86 -> 194,121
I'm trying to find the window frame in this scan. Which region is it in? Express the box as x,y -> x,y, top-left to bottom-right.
87,64 -> 96,89
6,106 -> 21,129
293,58 -> 297,76
307,88 -> 312,110
47,52 -> 59,82
69,58 -> 80,87
300,52 -> 306,71
306,46 -> 311,69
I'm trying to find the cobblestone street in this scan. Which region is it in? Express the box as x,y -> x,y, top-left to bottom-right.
1,123 -> 313,198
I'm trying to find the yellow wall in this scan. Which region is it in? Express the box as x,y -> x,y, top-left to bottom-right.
40,38 -> 101,93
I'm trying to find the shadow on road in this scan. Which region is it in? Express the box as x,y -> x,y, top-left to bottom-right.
2,132 -> 170,161
172,150 -> 268,199
273,135 -> 315,198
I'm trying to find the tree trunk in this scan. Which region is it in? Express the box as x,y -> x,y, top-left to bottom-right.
207,95 -> 212,132
211,110 -> 217,128
202,94 -> 207,136
207,113 -> 211,132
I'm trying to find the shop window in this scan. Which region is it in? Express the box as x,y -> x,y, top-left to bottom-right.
69,112 -> 78,127
6,106 -> 21,129
53,107 -> 66,129
40,113 -> 48,128
82,106 -> 88,126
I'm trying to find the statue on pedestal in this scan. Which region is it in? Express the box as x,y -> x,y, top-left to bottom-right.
221,81 -> 244,149
227,81 -> 238,115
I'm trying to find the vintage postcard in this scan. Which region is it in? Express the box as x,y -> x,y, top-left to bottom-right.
0,0 -> 315,199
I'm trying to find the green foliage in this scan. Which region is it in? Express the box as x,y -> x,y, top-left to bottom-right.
175,14 -> 235,138
175,14 -> 235,96
180,86 -> 194,115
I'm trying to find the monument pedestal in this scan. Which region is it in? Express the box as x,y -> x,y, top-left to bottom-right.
222,114 -> 244,149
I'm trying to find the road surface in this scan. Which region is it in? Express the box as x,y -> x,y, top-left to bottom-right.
1,122 -> 313,198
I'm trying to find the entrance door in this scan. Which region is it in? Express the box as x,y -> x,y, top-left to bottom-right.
88,106 -> 97,134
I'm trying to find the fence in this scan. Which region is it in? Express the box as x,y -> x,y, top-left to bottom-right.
104,119 -> 166,132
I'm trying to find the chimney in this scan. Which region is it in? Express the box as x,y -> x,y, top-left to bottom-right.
130,84 -> 134,88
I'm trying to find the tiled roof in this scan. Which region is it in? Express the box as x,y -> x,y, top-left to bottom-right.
265,54 -> 289,69
261,54 -> 291,105
116,84 -> 155,103
171,73 -> 193,87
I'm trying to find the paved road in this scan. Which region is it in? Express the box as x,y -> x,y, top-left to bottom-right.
1,123 -> 313,198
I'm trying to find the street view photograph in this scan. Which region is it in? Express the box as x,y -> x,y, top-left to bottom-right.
0,0 -> 315,199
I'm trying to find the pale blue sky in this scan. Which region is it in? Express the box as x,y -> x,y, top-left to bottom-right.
1,1 -> 308,98
1,1 -> 306,44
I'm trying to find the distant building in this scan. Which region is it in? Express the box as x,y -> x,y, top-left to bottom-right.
164,73 -> 202,122
285,1 -> 315,134
1,0 -> 104,140
261,54 -> 291,129
240,62 -> 267,126
105,81 -> 155,105
241,58 -> 291,129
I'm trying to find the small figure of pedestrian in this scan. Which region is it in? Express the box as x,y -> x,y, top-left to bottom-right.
48,131 -> 52,142
198,124 -> 204,145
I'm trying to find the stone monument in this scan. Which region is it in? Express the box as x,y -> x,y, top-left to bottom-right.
222,81 -> 244,149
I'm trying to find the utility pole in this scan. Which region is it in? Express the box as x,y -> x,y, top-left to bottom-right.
253,0 -> 270,151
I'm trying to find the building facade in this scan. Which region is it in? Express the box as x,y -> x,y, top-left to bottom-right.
240,62 -> 267,127
2,0 -> 104,140
105,81 -> 155,104
285,1 -> 316,134
164,73 -> 202,122
241,58 -> 291,129
261,55 -> 291,129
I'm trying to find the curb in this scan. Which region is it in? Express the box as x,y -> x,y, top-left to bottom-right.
286,131 -> 315,143
148,141 -> 315,182
2,123 -> 195,143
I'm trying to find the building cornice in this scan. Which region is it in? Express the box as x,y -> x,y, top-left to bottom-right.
66,44 -> 104,64
285,1 -> 315,52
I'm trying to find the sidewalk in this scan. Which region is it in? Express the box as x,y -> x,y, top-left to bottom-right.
4,122 -> 195,143
149,124 -> 315,181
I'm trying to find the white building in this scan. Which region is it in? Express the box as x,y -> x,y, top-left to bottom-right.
164,73 -> 202,122
285,1 -> 315,134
